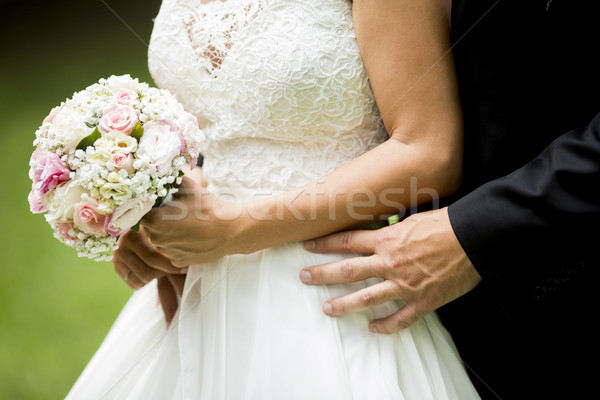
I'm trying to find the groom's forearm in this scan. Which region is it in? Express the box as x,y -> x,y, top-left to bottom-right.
449,112 -> 600,279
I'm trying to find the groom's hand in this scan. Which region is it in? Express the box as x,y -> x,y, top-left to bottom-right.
300,208 -> 482,334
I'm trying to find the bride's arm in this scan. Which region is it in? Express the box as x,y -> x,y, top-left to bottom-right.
143,0 -> 461,265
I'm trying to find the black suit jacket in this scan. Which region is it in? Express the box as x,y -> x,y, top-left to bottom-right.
438,1 -> 600,398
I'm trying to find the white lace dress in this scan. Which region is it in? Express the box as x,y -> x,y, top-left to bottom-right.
66,1 -> 480,399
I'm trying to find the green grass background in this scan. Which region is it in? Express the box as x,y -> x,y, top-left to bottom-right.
0,0 -> 162,397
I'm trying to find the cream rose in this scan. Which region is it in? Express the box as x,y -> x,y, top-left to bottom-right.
104,196 -> 154,238
44,181 -> 86,223
137,121 -> 182,175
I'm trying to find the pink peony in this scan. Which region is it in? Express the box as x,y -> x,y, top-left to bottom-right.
73,198 -> 107,236
109,152 -> 135,174
29,150 -> 71,195
114,88 -> 138,106
98,104 -> 138,135
137,121 -> 182,175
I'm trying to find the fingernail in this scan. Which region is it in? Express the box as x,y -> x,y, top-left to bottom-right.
323,303 -> 333,316
180,267 -> 189,274
304,240 -> 315,250
370,324 -> 378,333
300,270 -> 312,283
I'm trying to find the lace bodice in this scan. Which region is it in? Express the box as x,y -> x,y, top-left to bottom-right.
148,0 -> 387,201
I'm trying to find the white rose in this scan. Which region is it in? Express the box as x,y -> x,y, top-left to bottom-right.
106,74 -> 139,91
137,121 -> 182,175
44,181 -> 86,223
86,147 -> 112,166
105,196 -> 154,238
51,110 -> 95,153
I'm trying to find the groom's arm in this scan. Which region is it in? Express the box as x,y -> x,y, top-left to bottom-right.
449,112 -> 600,280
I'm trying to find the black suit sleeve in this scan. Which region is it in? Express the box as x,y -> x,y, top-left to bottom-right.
448,112 -> 600,279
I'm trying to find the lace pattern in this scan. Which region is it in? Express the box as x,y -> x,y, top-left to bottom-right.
148,0 -> 387,201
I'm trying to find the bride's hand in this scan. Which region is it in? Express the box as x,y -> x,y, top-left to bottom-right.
113,227 -> 184,290
157,274 -> 186,327
141,176 -> 245,266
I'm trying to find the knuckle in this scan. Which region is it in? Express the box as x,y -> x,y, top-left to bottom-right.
359,290 -> 376,307
387,254 -> 408,269
340,262 -> 354,280
341,231 -> 353,250
310,267 -> 323,282
394,318 -> 410,331
332,300 -> 345,315
379,229 -> 396,244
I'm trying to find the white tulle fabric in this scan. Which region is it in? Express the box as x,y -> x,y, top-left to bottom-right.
66,0 -> 480,399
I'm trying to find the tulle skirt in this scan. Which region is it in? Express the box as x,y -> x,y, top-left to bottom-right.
66,243 -> 480,399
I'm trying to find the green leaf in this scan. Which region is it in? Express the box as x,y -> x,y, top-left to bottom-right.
387,214 -> 401,225
84,121 -> 96,128
76,127 -> 102,150
130,122 -> 144,142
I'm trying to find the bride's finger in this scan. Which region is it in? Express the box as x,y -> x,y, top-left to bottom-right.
157,276 -> 178,327
166,274 -> 186,299
113,253 -> 145,290
125,250 -> 165,285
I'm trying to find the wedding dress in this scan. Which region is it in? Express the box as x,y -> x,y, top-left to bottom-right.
66,0 -> 480,399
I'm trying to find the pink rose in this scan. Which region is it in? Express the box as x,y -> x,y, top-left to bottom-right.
110,152 -> 135,174
104,196 -> 154,238
73,198 -> 107,236
114,88 -> 138,106
98,104 -> 138,135
55,222 -> 77,245
28,189 -> 46,214
29,150 -> 71,195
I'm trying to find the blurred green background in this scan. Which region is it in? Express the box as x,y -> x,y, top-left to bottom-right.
0,0 -> 162,397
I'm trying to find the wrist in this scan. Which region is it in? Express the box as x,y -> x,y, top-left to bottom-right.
217,201 -> 259,255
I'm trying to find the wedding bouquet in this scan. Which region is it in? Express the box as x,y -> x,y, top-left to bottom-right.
28,74 -> 202,261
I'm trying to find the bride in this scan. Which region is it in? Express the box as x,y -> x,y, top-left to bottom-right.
67,0 -> 480,398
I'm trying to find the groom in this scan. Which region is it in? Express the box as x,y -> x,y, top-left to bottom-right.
301,0 -> 600,398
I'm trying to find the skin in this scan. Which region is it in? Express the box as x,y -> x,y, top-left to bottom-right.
116,0 -> 472,327
300,208 -> 481,334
